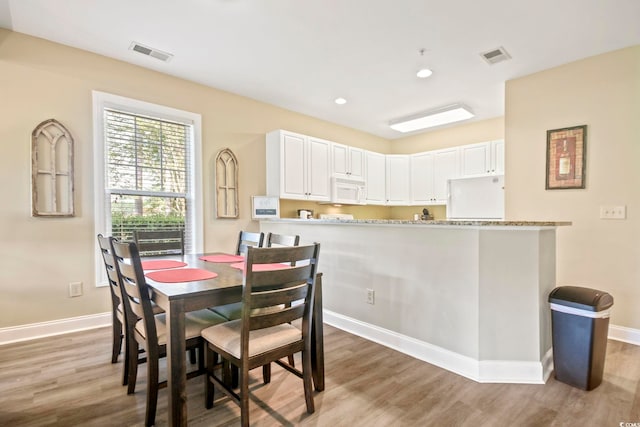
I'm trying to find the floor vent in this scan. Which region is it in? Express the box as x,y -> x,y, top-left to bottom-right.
129,42 -> 173,62
480,46 -> 511,65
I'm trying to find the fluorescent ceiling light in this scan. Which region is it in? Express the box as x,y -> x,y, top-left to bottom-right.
389,103 -> 474,133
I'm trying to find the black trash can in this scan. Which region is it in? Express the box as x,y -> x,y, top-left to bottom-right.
549,286 -> 613,390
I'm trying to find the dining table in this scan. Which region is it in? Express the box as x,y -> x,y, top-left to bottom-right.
144,252 -> 325,427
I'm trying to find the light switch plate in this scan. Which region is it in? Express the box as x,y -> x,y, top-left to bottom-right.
600,205 -> 626,219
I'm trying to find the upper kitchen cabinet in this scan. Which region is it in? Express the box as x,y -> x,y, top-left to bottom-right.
410,147 -> 459,205
266,130 -> 331,202
364,150 -> 386,205
332,143 -> 365,181
459,140 -> 504,177
385,155 -> 410,205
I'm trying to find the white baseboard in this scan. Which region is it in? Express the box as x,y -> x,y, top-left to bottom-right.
0,312 -> 111,345
608,324 -> 640,346
324,309 -> 551,384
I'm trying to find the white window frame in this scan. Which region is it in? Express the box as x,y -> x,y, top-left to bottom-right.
92,91 -> 203,287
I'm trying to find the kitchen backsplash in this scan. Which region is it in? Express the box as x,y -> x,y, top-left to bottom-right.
279,199 -> 446,220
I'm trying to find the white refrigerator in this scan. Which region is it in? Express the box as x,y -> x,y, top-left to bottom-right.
447,175 -> 505,220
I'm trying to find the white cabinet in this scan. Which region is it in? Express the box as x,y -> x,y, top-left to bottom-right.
410,147 -> 459,204
460,140 -> 504,177
410,151 -> 434,204
364,150 -> 386,205
332,143 -> 365,180
386,155 -> 410,205
266,130 -> 331,201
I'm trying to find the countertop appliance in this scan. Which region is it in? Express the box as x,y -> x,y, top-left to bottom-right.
447,175 -> 504,220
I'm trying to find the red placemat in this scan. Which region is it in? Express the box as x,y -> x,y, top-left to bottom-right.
145,268 -> 218,283
141,260 -> 188,270
199,254 -> 245,263
230,262 -> 292,272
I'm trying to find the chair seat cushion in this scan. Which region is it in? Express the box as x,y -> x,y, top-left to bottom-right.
201,319 -> 301,359
136,309 -> 227,346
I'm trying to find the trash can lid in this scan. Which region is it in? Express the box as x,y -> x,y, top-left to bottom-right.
549,285 -> 614,312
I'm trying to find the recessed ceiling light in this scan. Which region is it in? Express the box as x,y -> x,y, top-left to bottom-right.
334,97 -> 347,105
416,68 -> 433,78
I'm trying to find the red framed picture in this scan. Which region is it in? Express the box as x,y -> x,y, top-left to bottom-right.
546,125 -> 586,189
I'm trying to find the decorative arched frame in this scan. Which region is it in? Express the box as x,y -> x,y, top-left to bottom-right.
215,148 -> 239,218
31,119 -> 74,217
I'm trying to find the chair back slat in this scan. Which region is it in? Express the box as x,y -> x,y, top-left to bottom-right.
250,282 -> 309,309
249,304 -> 306,330
236,231 -> 264,256
134,229 -> 184,257
265,232 -> 300,248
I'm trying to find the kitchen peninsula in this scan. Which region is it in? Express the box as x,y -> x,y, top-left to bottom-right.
260,218 -> 571,384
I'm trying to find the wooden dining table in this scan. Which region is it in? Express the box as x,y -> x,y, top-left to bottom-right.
145,253 -> 325,427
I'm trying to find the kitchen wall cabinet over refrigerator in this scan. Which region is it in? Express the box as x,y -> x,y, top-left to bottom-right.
266,130 -> 331,201
332,143 -> 364,181
460,140 -> 504,177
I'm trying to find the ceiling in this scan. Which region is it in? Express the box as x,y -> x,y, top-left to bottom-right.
1,0 -> 639,139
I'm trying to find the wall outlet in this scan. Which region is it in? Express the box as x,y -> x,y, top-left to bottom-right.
366,288 -> 375,305
600,205 -> 626,219
69,282 -> 83,297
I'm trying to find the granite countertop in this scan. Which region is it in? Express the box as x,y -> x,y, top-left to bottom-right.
263,218 -> 572,227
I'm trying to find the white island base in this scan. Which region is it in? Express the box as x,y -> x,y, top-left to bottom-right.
261,219 -> 569,384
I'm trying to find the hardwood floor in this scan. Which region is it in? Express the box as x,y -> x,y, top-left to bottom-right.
1,324 -> 639,426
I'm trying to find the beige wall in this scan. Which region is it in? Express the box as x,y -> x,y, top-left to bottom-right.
2,28 -> 638,334
0,30 -> 387,328
505,46 -> 640,329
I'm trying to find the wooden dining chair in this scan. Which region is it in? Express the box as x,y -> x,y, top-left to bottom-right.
265,232 -> 300,249
202,243 -> 321,427
235,230 -> 264,256
133,229 -> 184,257
112,240 -> 227,427
97,234 -> 127,383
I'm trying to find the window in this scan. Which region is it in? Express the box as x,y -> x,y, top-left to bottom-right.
93,91 -> 202,286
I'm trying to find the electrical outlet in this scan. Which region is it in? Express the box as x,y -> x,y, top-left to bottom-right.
600,205 -> 626,220
366,288 -> 375,305
69,282 -> 83,297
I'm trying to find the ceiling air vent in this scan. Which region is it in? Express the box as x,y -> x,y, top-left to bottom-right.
480,46 -> 511,65
129,42 -> 173,62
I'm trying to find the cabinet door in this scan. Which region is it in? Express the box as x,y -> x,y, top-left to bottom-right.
460,142 -> 491,176
365,151 -> 386,204
433,148 -> 459,203
491,140 -> 505,175
410,151 -> 434,204
331,143 -> 349,179
280,132 -> 307,200
348,147 -> 365,180
386,155 -> 410,205
307,137 -> 331,201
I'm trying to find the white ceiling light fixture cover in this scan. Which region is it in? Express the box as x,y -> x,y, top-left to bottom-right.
389,103 -> 474,133
416,68 -> 433,78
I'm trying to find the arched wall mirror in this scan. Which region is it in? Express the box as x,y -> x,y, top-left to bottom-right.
215,148 -> 239,218
31,119 -> 75,217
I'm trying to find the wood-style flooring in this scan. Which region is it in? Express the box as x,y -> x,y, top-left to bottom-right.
1,324 -> 639,426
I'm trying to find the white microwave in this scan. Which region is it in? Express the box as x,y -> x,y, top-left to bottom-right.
331,176 -> 366,205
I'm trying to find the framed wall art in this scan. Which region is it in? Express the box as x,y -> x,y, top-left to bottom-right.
546,125 -> 586,190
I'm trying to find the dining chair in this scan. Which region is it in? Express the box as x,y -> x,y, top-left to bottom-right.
133,229 -> 184,257
96,234 -> 127,383
112,239 -> 228,427
202,243 -> 321,427
235,230 -> 264,256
